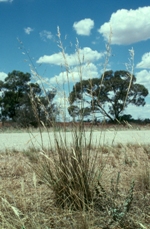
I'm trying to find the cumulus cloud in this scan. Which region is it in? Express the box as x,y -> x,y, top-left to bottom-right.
39,30 -> 53,41
49,63 -> 99,84
0,72 -> 7,81
24,27 -> 34,35
54,94 -> 70,109
98,7 -> 150,45
73,18 -> 94,36
125,104 -> 150,119
136,69 -> 150,93
37,47 -> 103,66
0,0 -> 13,2
136,52 -> 150,69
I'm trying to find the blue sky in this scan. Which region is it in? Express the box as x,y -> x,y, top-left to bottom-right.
0,0 -> 150,120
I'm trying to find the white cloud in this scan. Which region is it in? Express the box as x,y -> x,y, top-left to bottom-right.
136,69 -> 150,92
98,7 -> 150,45
0,0 -> 13,2
39,30 -> 53,41
53,93 -> 71,121
49,63 -> 99,84
0,72 -> 7,81
136,52 -> 150,69
37,47 -> 103,66
73,18 -> 94,36
125,104 -> 150,119
54,94 -> 69,108
24,27 -> 34,35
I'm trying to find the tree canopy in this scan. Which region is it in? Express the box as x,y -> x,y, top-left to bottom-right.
0,70 -> 58,127
68,70 -> 149,122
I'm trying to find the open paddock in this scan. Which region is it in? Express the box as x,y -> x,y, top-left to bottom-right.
0,129 -> 150,152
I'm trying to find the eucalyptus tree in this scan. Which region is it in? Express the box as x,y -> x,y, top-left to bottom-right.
68,70 -> 149,122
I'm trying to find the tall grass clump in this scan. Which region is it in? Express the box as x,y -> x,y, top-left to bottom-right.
29,27 -> 104,211
37,141 -> 100,210
27,27 -> 137,224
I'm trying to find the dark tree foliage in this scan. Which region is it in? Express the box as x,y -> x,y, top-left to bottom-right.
68,105 -> 80,121
68,70 -> 149,122
0,70 -> 58,127
0,71 -> 32,121
68,105 -> 91,122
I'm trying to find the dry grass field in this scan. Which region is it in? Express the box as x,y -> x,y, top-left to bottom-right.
0,135 -> 149,228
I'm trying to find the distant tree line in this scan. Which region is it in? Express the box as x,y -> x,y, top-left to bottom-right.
0,70 -> 58,127
0,69 -> 149,127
